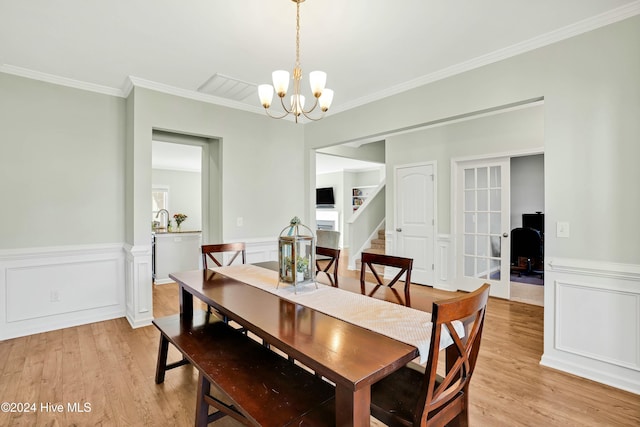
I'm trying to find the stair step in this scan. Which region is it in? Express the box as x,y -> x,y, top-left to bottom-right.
371,240 -> 385,250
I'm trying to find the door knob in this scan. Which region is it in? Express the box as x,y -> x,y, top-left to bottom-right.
503,232 -> 509,238
396,228 -> 402,232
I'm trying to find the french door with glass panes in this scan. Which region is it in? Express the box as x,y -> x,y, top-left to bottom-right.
455,157 -> 510,299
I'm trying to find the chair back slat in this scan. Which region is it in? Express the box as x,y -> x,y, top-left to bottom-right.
201,243 -> 246,270
315,246 -> 340,287
360,252 -> 413,306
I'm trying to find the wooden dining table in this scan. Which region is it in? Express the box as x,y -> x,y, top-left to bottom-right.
169,264 -> 420,427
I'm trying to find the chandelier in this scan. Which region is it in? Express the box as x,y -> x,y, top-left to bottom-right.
258,0 -> 334,123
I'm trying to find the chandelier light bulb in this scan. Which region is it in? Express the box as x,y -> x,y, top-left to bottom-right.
272,70 -> 290,97
258,84 -> 274,108
309,71 -> 327,98
318,88 -> 334,112
290,94 -> 305,115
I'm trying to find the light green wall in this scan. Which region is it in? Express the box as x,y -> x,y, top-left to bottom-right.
152,169 -> 202,231
386,104 -> 544,234
0,73 -> 125,249
306,16 -> 640,264
129,87 -> 305,247
318,140 -> 385,163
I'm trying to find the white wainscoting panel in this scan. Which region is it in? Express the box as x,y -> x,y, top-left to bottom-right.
435,234 -> 453,290
124,244 -> 153,328
542,257 -> 640,394
244,238 -> 278,264
0,244 -> 125,340
556,281 -> 639,370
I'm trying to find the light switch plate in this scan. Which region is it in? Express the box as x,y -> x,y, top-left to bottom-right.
557,221 -> 570,238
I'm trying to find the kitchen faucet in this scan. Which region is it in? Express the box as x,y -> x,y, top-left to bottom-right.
155,209 -> 169,229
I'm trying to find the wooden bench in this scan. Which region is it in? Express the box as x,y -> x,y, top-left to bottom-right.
153,310 -> 336,426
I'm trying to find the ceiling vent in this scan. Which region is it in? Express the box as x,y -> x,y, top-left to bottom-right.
197,73 -> 256,102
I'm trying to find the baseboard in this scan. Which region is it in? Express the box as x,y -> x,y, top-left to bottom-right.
541,353 -> 640,395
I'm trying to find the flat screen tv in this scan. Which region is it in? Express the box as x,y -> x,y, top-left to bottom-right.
316,187 -> 335,207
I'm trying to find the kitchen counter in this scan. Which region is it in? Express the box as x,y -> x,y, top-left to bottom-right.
153,231 -> 202,284
153,230 -> 201,235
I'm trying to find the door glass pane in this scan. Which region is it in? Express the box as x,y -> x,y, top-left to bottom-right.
464,169 -> 475,189
490,212 -> 501,234
490,189 -> 501,211
464,235 -> 475,255
464,190 -> 475,210
490,236 -> 501,257
490,166 -> 501,187
477,258 -> 488,279
477,235 -> 488,257
477,213 -> 488,234
464,213 -> 475,233
477,190 -> 488,211
464,256 -> 475,276
477,167 -> 488,189
490,259 -> 501,279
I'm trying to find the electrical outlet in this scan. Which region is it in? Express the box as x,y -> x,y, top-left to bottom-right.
50,290 -> 61,302
237,217 -> 243,227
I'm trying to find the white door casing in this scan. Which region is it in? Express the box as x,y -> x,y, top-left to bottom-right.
395,163 -> 436,285
454,157 -> 511,299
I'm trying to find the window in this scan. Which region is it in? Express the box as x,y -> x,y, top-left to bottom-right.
152,187 -> 169,221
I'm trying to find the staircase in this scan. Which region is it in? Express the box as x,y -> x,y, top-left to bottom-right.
369,228 -> 386,254
355,228 -> 386,271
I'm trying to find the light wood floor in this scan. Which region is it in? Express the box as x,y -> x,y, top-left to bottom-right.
1,276 -> 638,426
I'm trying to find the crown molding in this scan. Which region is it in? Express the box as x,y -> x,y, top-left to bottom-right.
126,76 -> 265,114
2,1 -> 638,117
330,1 -> 640,114
126,76 -> 299,122
0,64 -> 125,97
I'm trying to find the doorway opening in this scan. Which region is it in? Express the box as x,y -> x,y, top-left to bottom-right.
509,154 -> 544,306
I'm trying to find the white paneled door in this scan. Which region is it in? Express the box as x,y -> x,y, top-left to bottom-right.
455,157 -> 510,299
395,163 -> 435,285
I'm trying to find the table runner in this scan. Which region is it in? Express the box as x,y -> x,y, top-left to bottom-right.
211,264 -> 461,364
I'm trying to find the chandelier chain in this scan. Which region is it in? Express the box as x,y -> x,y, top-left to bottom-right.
295,0 -> 301,70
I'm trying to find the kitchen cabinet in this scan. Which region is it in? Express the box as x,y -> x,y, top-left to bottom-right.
153,231 -> 202,284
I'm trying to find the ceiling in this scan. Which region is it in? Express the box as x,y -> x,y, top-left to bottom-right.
152,141 -> 202,173
315,153 -> 382,175
1,1 -> 638,118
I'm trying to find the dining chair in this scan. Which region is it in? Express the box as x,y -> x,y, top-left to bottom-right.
360,252 -> 413,306
369,283 -> 490,427
201,242 -> 246,269
201,242 -> 247,327
316,229 -> 340,249
315,246 -> 340,287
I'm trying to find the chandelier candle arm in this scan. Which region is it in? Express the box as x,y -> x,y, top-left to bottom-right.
257,0 -> 333,123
